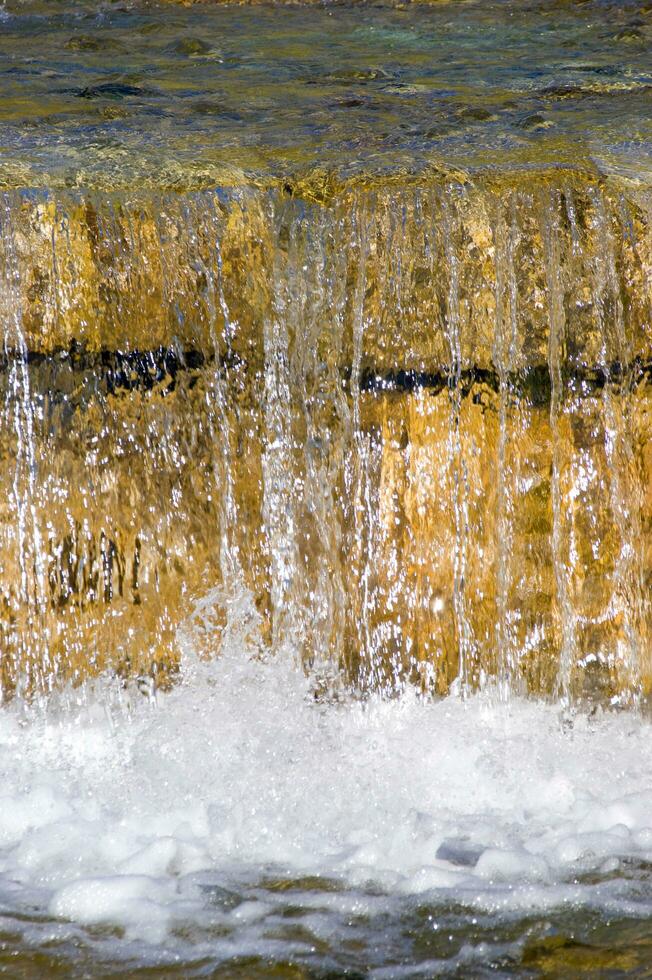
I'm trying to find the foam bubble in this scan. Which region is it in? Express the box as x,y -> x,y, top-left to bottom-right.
1,646 -> 652,967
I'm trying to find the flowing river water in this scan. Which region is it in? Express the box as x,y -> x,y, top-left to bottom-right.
1,0 -> 652,976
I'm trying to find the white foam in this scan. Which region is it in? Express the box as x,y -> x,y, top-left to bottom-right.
1,642 -> 652,962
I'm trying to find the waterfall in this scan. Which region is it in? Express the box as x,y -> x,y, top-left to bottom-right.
0,178 -> 650,704
0,194 -> 51,698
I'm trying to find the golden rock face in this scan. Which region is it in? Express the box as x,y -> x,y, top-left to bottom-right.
0,176 -> 651,702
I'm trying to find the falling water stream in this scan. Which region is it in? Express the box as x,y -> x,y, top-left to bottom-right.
0,177 -> 650,978
1,0 -> 652,975
3,181 -> 650,701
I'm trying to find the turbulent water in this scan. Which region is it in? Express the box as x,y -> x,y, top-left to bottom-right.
1,0 -> 652,975
0,179 -> 651,976
1,621 -> 652,978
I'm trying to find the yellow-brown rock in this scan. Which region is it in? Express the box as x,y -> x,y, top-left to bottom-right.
1,175 -> 651,703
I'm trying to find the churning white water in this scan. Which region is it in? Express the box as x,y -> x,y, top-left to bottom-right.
1,598 -> 652,975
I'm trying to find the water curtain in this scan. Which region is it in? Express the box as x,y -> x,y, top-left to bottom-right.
0,178 -> 650,704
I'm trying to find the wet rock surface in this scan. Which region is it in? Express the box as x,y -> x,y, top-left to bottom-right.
0,180 -> 651,702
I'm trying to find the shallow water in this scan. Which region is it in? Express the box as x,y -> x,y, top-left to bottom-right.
0,0 -> 650,189
2,1 -> 652,975
1,631 -> 652,977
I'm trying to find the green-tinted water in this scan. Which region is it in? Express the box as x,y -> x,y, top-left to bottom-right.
0,0 -> 650,190
3,875 -> 652,978
2,3 -> 652,978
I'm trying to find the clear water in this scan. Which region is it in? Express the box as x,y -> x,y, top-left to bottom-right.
1,1 -> 652,976
0,0 -> 650,189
